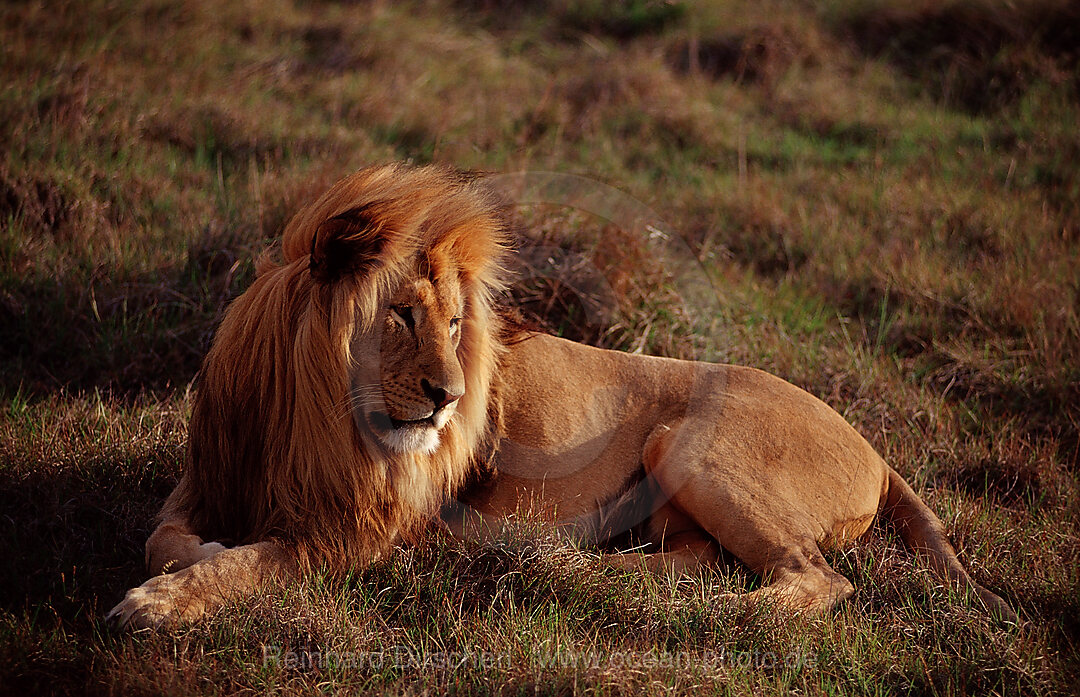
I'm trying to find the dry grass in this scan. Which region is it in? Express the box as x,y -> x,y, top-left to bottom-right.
1,0 -> 1078,694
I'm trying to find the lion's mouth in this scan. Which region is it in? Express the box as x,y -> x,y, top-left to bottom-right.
390,414 -> 435,429
370,411 -> 435,432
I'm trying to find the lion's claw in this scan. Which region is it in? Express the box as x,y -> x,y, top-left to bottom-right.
107,591 -> 160,630
106,573 -> 198,630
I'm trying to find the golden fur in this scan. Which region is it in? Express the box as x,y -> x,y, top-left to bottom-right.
108,163 -> 1016,629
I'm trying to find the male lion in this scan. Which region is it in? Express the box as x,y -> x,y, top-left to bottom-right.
108,163 -> 1016,628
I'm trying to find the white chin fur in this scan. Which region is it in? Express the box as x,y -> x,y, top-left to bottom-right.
368,406 -> 454,455
380,424 -> 441,454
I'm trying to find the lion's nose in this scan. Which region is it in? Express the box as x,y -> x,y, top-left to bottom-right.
421,378 -> 463,410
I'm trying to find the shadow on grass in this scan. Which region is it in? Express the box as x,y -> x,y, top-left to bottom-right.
0,228 -> 260,396
0,454 -> 169,618
832,0 -> 1080,114
0,447 -> 176,693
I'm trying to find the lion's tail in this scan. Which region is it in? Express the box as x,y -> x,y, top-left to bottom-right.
881,466 -> 1018,623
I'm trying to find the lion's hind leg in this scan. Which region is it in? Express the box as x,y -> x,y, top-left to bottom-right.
617,506 -> 854,613
720,540 -> 855,614
603,501 -> 853,614
669,501 -> 855,614
644,430 -> 856,615
665,503 -> 856,614
603,502 -> 722,576
604,527 -> 721,577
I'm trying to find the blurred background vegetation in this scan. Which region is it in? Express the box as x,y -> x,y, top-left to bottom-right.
1,0 -> 1078,694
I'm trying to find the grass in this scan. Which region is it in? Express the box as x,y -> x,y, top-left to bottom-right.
1,0 -> 1078,693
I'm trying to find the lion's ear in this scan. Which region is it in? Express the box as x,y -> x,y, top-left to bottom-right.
309,206 -> 385,283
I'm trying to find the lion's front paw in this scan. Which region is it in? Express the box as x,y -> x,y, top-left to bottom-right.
106,573 -> 205,630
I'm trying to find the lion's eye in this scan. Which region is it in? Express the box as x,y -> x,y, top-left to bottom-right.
449,317 -> 462,335
390,305 -> 414,330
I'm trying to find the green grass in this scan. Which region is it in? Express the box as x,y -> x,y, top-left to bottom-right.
2,0 -> 1078,694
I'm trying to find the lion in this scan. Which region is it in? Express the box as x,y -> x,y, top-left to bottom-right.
107,163 -> 1017,629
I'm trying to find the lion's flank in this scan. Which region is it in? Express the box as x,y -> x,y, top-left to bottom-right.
161,163 -> 510,571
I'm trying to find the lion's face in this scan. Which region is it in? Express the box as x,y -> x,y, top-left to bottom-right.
353,257 -> 467,455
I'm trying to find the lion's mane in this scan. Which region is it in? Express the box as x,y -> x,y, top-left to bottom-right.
161,163 -> 509,570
